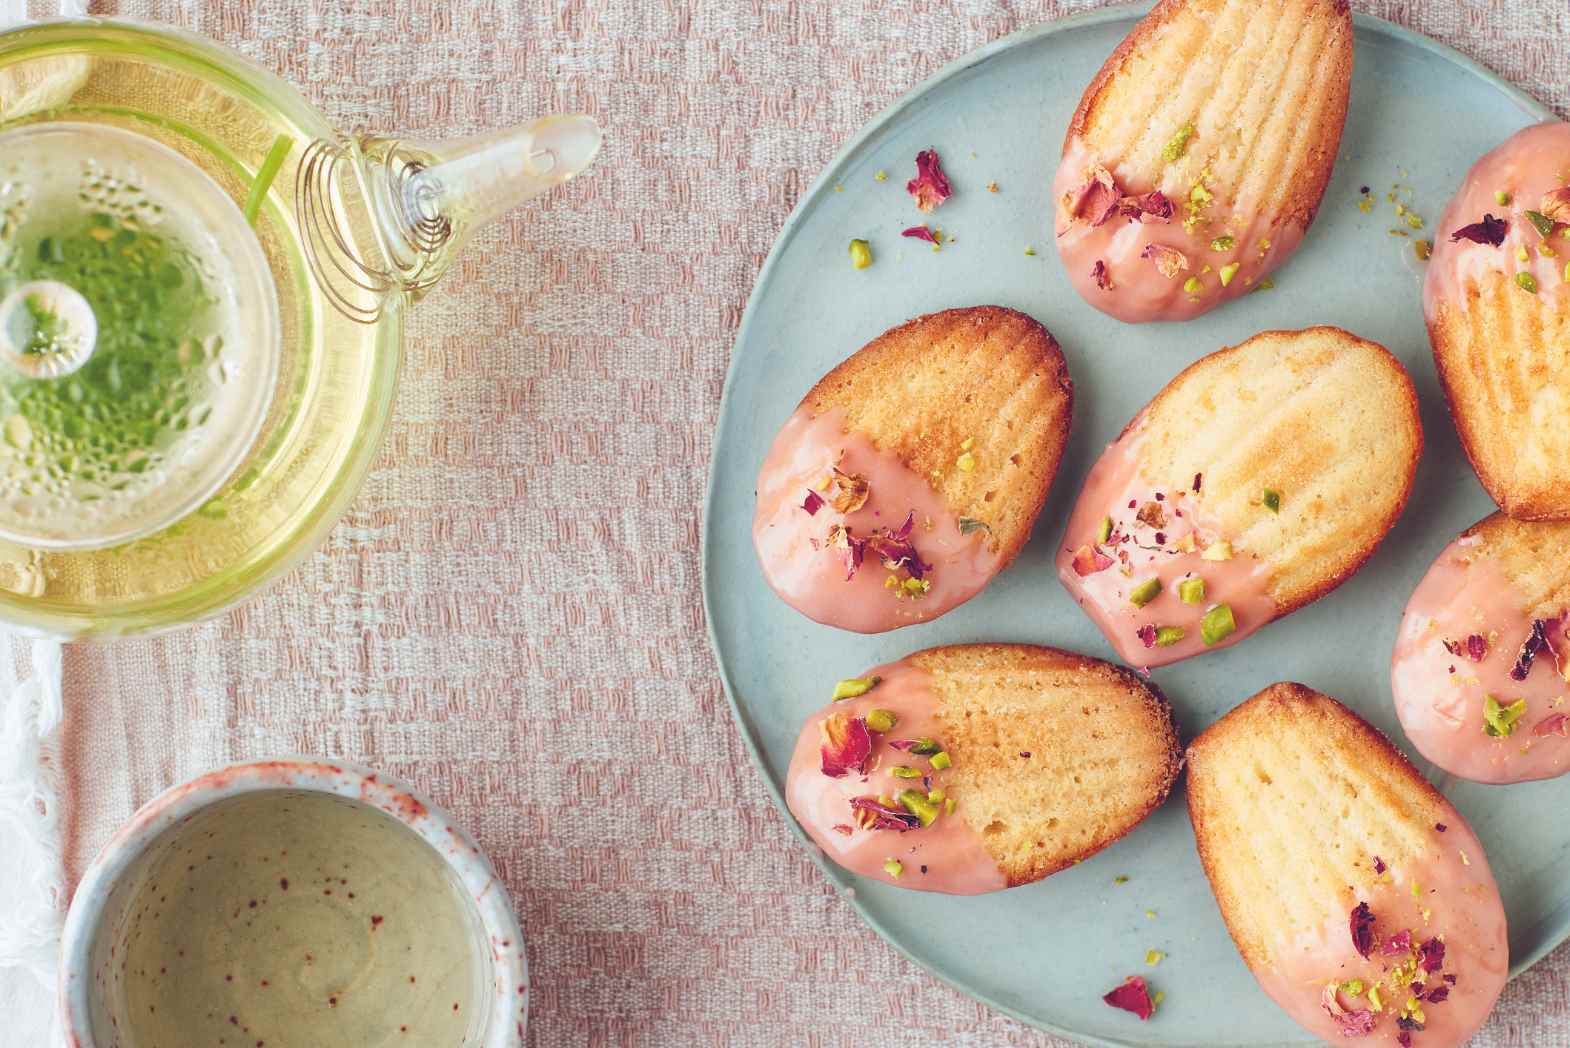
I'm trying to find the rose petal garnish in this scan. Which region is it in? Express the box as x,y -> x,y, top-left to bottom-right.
848,795 -> 921,831
864,511 -> 930,579
901,225 -> 939,244
1102,975 -> 1155,1020
831,823 -> 853,836
1419,936 -> 1445,973
1118,191 -> 1174,222
1321,984 -> 1377,1037
1349,902 -> 1375,958
1383,928 -> 1412,956
906,149 -> 952,213
1063,164 -> 1121,227
819,713 -> 872,778
1141,243 -> 1189,278
1534,713 -> 1569,737
1541,187 -> 1570,224
1092,259 -> 1112,290
1136,501 -> 1167,529
1071,543 -> 1115,576
824,523 -> 865,581
1450,213 -> 1509,246
828,467 -> 870,513
1136,623 -> 1158,649
1373,856 -> 1387,875
1443,634 -> 1488,661
1511,618 -> 1550,680
802,490 -> 825,515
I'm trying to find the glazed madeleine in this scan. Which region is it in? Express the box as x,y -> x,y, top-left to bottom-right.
1188,684 -> 1508,1048
753,306 -> 1072,633
1393,512 -> 1570,783
1425,121 -> 1570,519
1054,0 -> 1352,322
1057,327 -> 1421,668
787,644 -> 1181,893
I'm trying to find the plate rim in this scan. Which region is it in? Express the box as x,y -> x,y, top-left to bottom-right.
699,4 -> 1560,1045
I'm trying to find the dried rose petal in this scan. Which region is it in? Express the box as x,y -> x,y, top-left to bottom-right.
1424,985 -> 1451,1004
819,713 -> 872,778
907,149 -> 952,213
1349,902 -> 1375,958
1320,983 -> 1376,1036
802,490 -> 825,515
1136,501 -> 1167,529
1071,543 -> 1115,576
1118,191 -> 1174,222
901,225 -> 939,244
831,823 -> 853,836
848,795 -> 921,831
1141,243 -> 1189,278
1136,624 -> 1158,649
1063,164 -> 1121,227
1102,976 -> 1154,1020
1092,259 -> 1112,290
1398,1033 -> 1412,1048
863,511 -> 930,579
1192,473 -> 1203,493
1511,618 -> 1550,681
1534,713 -> 1569,737
1419,936 -> 1445,972
828,467 -> 869,514
1540,187 -> 1570,224
1450,213 -> 1509,246
1373,856 -> 1387,875
1383,929 -> 1412,956
824,523 -> 865,581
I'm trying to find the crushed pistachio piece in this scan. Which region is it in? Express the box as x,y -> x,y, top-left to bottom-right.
956,451 -> 976,472
1483,693 -> 1528,737
890,765 -> 923,779
1565,261 -> 1570,283
1129,578 -> 1162,608
1146,949 -> 1166,966
902,577 -> 930,597
1162,123 -> 1197,163
929,750 -> 952,771
1096,515 -> 1113,543
849,238 -> 872,269
1183,275 -> 1203,294
1210,235 -> 1235,252
1113,875 -> 1130,885
1218,261 -> 1240,286
958,517 -> 991,535
1341,979 -> 1365,998
1496,190 -> 1512,206
1200,603 -> 1237,646
1517,272 -> 1539,294
1262,488 -> 1282,513
1178,577 -> 1206,605
926,788 -> 946,803
1154,626 -> 1185,647
1201,541 -> 1233,562
1145,909 -> 1157,919
1024,245 -> 1036,256
832,676 -> 880,701
874,169 -> 887,182
960,436 -> 975,452
1189,184 -> 1212,205
1152,990 -> 1166,1010
834,183 -> 844,193
865,708 -> 897,734
1367,985 -> 1384,1012
1415,239 -> 1433,262
1527,210 -> 1556,237
897,788 -> 940,827
884,857 -> 903,877
1517,245 -> 1531,263
909,738 -> 942,756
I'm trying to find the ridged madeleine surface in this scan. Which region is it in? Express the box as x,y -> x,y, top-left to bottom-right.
802,306 -> 1073,564
1129,327 -> 1421,613
915,644 -> 1182,885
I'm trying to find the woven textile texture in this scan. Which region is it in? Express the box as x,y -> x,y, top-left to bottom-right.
56,1 -> 1570,1045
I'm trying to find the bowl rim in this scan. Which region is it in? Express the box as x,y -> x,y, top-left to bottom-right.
58,757 -> 529,1047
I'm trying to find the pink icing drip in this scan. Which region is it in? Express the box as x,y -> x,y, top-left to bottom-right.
1391,534 -> 1570,784
784,658 -> 1007,895
1052,137 -> 1305,323
752,408 -> 1004,634
1254,822 -> 1508,1048
1055,438 -> 1276,668
1424,121 -> 1570,321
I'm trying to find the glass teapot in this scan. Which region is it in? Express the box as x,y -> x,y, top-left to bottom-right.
0,18 -> 601,638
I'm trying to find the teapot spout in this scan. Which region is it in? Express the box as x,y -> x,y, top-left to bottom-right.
297,114 -> 602,323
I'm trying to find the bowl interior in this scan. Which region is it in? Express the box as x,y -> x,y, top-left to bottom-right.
83,788 -> 494,1047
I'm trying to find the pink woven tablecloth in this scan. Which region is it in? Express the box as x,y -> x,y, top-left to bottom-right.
61,1 -> 1570,1045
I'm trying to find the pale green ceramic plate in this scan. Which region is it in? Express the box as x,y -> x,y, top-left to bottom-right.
702,6 -> 1568,1045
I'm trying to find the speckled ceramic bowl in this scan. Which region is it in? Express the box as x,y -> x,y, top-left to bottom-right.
59,759 -> 528,1048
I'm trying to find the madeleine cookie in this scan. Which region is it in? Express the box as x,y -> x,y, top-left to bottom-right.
1057,327 -> 1421,668
753,307 -> 1073,633
1392,513 -> 1570,784
1187,684 -> 1508,1048
786,644 -> 1181,893
1425,121 -> 1570,519
1054,0 -> 1352,322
